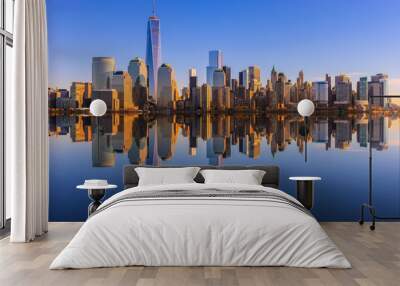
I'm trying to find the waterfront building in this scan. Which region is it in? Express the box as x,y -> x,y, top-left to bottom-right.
325,74 -> 333,104
111,71 -> 135,110
284,81 -> 292,105
223,66 -> 231,88
206,50 -> 223,86
238,69 -> 249,89
192,86 -> 201,110
213,69 -> 226,87
146,14 -> 161,101
132,83 -> 148,110
312,81 -> 329,105
92,57 -> 115,90
334,74 -> 352,105
128,57 -> 148,87
275,72 -> 287,108
181,87 -> 190,100
56,97 -> 76,109
357,77 -> 368,101
271,66 -> 278,90
298,70 -> 304,87
189,68 -> 197,99
201,84 -> 212,112
70,82 -> 92,109
249,66 -> 261,91
369,73 -> 389,107
92,89 -> 120,111
231,79 -> 238,92
290,84 -> 298,104
157,63 -> 177,109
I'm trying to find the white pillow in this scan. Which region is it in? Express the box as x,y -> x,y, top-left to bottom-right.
135,167 -> 201,186
200,169 -> 266,185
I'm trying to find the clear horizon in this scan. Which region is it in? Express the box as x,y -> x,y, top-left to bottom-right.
47,0 -> 400,93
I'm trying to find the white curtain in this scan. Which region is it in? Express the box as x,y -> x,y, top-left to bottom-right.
8,0 -> 49,242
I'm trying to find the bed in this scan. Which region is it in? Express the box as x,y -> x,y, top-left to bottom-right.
50,165 -> 350,269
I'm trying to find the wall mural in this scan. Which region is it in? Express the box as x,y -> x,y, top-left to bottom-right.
47,0 -> 400,221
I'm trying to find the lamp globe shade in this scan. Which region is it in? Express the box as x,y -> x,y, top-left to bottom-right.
90,99 -> 107,117
297,99 -> 315,117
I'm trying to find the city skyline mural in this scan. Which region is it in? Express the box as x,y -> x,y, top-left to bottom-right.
47,0 -> 400,222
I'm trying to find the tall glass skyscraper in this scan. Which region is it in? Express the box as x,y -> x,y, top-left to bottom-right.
146,15 -> 161,102
206,50 -> 223,86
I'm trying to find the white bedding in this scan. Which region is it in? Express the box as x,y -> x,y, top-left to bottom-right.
50,183 -> 351,269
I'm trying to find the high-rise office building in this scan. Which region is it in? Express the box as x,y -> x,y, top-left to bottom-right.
157,64 -> 177,109
70,82 -> 92,108
146,13 -> 161,101
335,74 -> 352,104
312,81 -> 329,104
271,66 -> 278,90
222,66 -> 231,88
201,84 -> 212,112
213,69 -> 226,87
189,68 -> 197,98
357,77 -> 368,101
298,70 -> 304,86
369,73 -> 389,107
275,72 -> 287,108
92,57 -> 116,90
325,74 -> 333,104
249,66 -> 261,90
111,71 -> 135,110
206,50 -> 223,85
209,50 -> 223,67
128,57 -> 148,87
239,69 -> 249,89
231,79 -> 238,92
92,89 -> 119,111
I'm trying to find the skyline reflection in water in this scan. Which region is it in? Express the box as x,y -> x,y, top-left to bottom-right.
49,113 -> 400,222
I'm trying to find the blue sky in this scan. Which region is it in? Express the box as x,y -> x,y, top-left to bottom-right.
47,0 -> 400,93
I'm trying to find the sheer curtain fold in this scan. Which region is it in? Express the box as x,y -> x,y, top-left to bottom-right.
9,0 -> 48,242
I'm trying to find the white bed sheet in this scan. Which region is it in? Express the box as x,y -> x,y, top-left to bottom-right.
50,183 -> 350,269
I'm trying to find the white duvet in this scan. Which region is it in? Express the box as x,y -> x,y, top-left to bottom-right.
50,183 -> 351,269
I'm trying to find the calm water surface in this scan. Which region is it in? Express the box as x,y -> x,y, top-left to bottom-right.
49,113 -> 400,222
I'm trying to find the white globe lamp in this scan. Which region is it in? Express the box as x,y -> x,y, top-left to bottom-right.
90,99 -> 107,117
297,99 -> 315,117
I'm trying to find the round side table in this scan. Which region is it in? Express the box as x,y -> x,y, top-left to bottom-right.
77,183 -> 117,216
289,177 -> 321,210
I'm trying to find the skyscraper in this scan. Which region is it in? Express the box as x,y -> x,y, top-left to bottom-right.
189,68 -> 197,98
128,57 -> 148,87
111,71 -> 135,110
335,74 -> 352,104
271,66 -> 278,91
249,66 -> 261,91
146,12 -> 161,102
206,50 -> 223,85
222,66 -> 231,88
369,73 -> 389,107
92,57 -> 116,90
239,69 -> 249,89
312,81 -> 329,104
157,64 -> 177,109
213,69 -> 226,87
70,82 -> 92,108
357,77 -> 368,101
